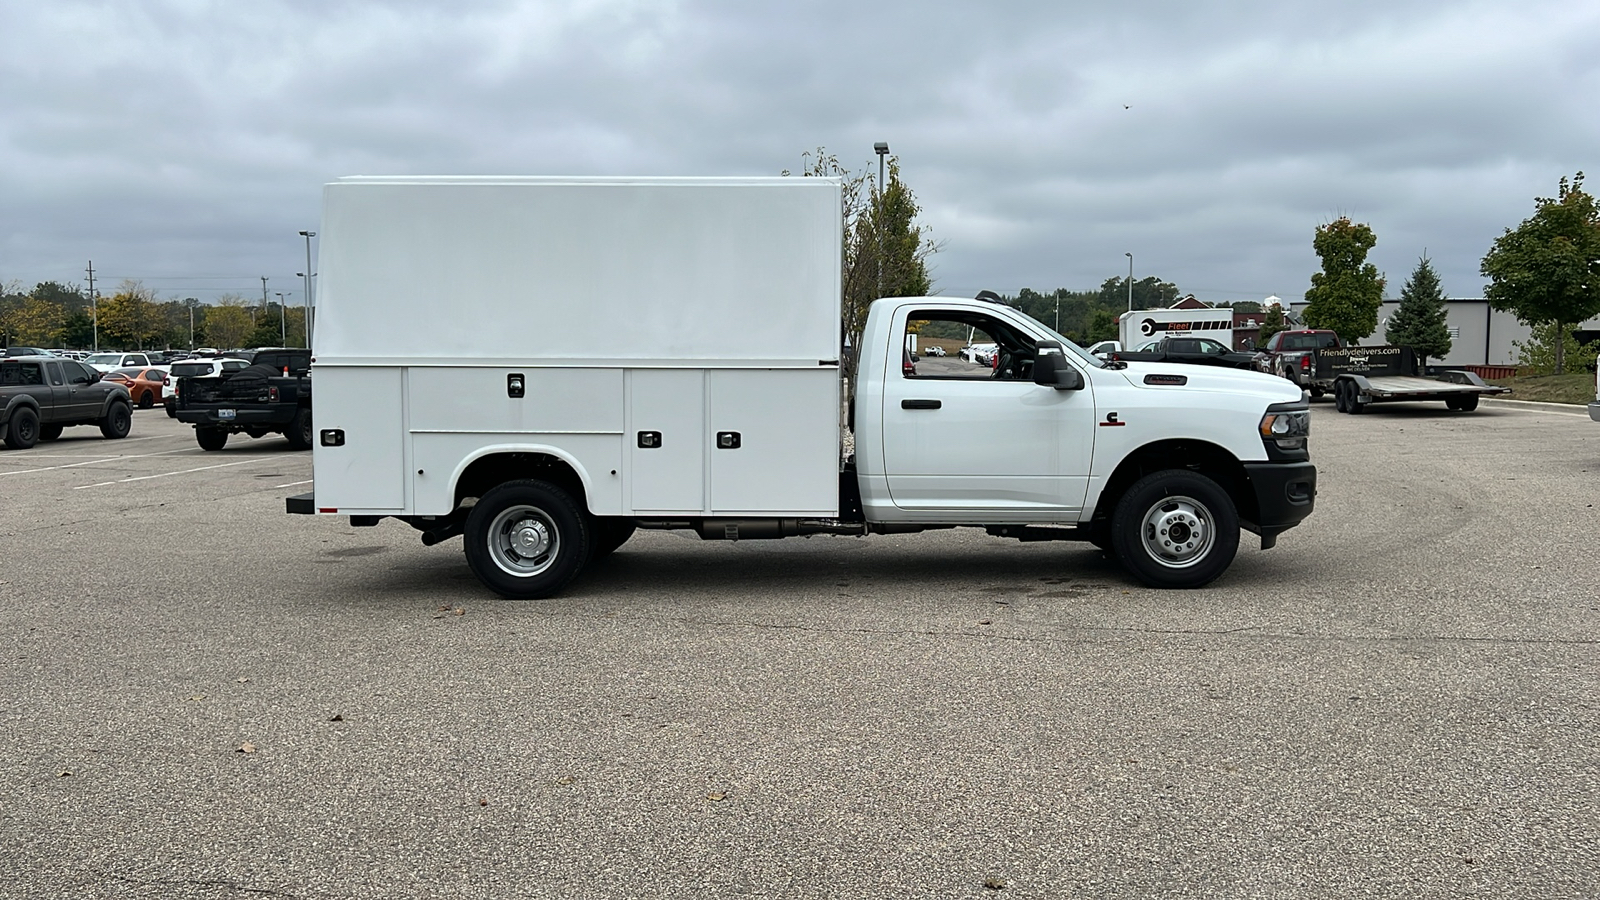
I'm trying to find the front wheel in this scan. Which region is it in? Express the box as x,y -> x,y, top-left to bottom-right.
1110,470 -> 1239,589
464,480 -> 590,600
137,391 -> 153,409
196,427 -> 228,451
99,402 -> 132,439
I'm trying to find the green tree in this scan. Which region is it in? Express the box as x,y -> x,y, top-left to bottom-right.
1480,172 -> 1600,375
1303,217 -> 1386,344
202,296 -> 256,349
1098,276 -> 1180,310
785,148 -> 937,390
1510,320 -> 1600,376
1257,304 -> 1287,349
96,280 -> 165,349
1085,308 -> 1117,343
59,310 -> 94,349
1385,255 -> 1452,368
30,281 -> 89,312
0,295 -> 65,345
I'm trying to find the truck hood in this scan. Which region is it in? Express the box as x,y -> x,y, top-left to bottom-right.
1110,360 -> 1304,403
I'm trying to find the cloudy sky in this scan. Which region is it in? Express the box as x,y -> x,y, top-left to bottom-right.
3,0 -> 1597,309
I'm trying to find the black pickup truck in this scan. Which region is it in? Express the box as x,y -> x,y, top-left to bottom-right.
174,347 -> 313,450
1114,336 -> 1263,370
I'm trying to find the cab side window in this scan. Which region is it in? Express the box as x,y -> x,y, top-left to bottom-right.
67,363 -> 94,385
46,362 -> 65,385
901,312 -> 1035,381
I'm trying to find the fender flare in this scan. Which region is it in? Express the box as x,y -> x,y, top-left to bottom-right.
446,441 -> 603,511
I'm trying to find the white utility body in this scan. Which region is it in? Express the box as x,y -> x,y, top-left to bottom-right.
1117,307 -> 1236,350
290,176 -> 1317,597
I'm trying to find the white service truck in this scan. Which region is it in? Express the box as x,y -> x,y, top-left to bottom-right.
287,176 -> 1317,598
1117,307 -> 1236,350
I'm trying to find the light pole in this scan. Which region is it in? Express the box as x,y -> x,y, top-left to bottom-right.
275,292 -> 287,343
185,298 -> 196,349
874,142 -> 888,300
299,231 -> 316,348
1125,252 -> 1134,312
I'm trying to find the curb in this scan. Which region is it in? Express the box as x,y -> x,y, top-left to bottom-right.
1481,397 -> 1591,413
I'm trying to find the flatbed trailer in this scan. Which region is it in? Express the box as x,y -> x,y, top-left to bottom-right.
1317,347 -> 1511,413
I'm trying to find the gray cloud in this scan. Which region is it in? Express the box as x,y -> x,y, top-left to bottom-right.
3,0 -> 1596,310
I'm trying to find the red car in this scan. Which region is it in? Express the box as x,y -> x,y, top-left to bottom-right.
103,366 -> 169,409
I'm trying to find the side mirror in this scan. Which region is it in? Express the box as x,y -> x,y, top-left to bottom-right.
1033,341 -> 1085,391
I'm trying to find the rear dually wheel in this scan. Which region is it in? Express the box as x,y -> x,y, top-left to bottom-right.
464,480 -> 590,600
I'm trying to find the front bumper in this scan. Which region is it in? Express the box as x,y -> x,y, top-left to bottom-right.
1242,461 -> 1317,548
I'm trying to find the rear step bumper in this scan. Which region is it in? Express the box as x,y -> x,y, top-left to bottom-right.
286,492 -> 315,515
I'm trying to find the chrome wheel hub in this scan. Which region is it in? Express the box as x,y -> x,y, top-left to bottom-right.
488,505 -> 560,577
1140,495 -> 1214,569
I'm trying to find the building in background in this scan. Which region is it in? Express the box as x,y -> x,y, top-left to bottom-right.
1287,299 -> 1600,367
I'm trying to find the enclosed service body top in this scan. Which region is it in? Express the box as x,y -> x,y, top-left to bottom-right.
310,177 -> 846,519
316,176 -> 842,367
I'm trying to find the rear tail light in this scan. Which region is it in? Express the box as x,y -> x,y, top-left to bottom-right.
268,386 -> 280,402
1300,356 -> 1310,371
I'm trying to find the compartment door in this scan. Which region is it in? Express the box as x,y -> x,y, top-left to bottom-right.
313,366 -> 406,511
627,369 -> 706,513
707,369 -> 839,516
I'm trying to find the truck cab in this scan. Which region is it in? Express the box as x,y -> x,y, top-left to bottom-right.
855,297 -> 1316,586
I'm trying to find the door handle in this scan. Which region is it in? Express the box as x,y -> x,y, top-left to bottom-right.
901,399 -> 941,410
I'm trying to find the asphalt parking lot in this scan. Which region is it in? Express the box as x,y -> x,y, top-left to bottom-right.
1,400 -> 1596,899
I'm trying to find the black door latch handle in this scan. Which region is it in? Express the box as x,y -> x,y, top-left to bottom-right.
901,399 -> 942,410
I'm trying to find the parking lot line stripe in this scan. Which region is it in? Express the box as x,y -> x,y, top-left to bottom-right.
275,479 -> 314,488
0,448 -> 196,476
74,458 -> 274,489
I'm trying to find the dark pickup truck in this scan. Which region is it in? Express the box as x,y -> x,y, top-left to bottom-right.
1257,329 -> 1344,397
1114,336 -> 1262,370
174,347 -> 313,450
1,355 -> 133,449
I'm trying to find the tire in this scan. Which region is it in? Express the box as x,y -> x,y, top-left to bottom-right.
196,427 -> 229,451
137,391 -> 153,409
588,518 -> 638,561
1347,384 -> 1367,414
1448,394 -> 1479,412
464,480 -> 590,599
1334,380 -> 1350,413
4,407 -> 39,450
39,423 -> 63,442
1110,470 -> 1239,589
166,406 -> 177,419
99,402 -> 132,440
285,406 -> 313,450
1308,386 -> 1325,399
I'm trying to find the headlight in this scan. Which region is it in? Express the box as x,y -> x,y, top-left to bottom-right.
1259,404 -> 1310,453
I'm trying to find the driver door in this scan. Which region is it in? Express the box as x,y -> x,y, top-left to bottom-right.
878,307 -> 1095,515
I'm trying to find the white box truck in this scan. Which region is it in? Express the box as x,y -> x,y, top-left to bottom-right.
288,176 -> 1317,597
1118,307 -> 1236,350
